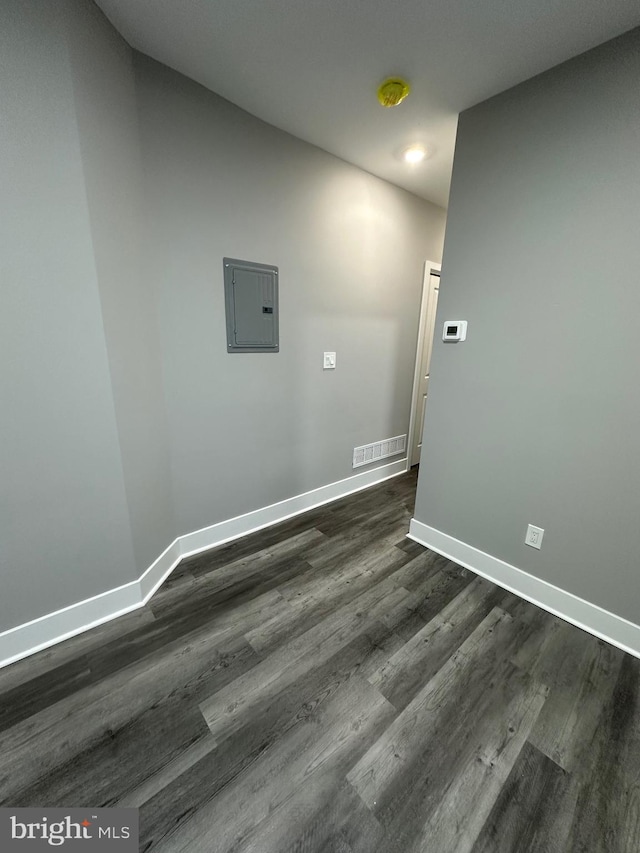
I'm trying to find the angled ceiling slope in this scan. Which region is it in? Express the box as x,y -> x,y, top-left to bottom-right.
95,0 -> 640,208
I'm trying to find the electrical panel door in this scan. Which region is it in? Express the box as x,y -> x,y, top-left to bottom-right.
224,258 -> 279,353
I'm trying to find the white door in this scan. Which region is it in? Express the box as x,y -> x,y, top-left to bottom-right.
409,264 -> 440,466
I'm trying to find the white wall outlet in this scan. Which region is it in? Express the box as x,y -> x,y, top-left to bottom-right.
525,524 -> 544,550
323,352 -> 336,369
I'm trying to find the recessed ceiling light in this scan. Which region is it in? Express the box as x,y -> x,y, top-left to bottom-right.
404,145 -> 427,164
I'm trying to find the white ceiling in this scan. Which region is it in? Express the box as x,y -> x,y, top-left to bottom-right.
94,0 -> 640,208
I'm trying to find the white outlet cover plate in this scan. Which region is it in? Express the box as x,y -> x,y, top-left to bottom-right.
323,352 -> 336,369
525,524 -> 544,549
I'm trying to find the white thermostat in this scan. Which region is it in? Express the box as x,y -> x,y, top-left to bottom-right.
442,320 -> 467,342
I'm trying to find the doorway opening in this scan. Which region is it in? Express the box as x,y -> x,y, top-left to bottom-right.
407,261 -> 441,468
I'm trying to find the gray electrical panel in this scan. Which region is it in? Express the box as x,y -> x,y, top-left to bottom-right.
223,258 -> 279,353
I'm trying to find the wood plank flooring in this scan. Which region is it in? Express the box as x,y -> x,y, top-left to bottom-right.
1,469 -> 639,851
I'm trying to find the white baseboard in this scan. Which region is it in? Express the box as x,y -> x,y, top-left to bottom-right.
0,459 -> 407,670
139,540 -> 182,605
179,458 -> 408,559
408,518 -> 640,660
0,582 -> 142,670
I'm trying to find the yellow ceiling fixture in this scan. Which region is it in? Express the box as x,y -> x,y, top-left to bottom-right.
377,78 -> 411,108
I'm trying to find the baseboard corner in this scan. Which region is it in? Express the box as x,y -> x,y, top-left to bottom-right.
0,460 -> 408,670
408,517 -> 640,661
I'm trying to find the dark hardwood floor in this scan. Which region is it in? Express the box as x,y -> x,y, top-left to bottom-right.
1,469 -> 639,851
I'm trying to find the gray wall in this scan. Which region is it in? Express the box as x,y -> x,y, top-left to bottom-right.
0,2 -> 445,634
134,55 -> 446,535
0,0 -> 138,630
62,0 -> 175,572
414,28 -> 640,623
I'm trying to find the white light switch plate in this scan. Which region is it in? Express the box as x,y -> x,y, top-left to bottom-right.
323,352 -> 336,369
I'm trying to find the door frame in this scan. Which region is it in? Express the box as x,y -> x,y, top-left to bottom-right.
407,260 -> 442,470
